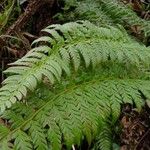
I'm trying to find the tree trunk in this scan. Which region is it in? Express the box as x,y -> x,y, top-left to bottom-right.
6,0 -> 55,35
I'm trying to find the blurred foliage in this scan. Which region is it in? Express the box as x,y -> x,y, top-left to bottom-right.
0,0 -> 21,34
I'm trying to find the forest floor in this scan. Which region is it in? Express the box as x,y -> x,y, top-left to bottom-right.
120,104 -> 150,149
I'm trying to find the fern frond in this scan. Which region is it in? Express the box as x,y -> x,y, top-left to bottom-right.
0,79 -> 150,149
0,21 -> 150,113
57,0 -> 112,26
100,0 -> 150,37
93,121 -> 113,150
59,0 -> 150,38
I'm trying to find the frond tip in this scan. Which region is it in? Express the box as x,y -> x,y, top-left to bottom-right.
0,21 -> 150,113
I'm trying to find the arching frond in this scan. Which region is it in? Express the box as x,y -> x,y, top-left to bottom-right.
0,79 -> 150,149
0,21 -> 150,113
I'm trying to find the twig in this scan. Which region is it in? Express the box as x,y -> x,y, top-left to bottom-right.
134,128 -> 150,149
6,0 -> 55,35
72,145 -> 76,150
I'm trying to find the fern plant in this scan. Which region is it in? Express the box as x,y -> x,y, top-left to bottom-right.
0,21 -> 150,149
57,0 -> 150,39
100,0 -> 150,37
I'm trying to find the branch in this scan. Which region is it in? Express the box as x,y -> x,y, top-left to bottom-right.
6,0 -> 55,35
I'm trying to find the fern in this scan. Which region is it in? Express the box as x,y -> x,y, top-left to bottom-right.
0,21 -> 150,149
0,78 -> 150,149
58,0 -> 150,38
56,0 -> 112,26
0,21 -> 150,113
100,0 -> 150,37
